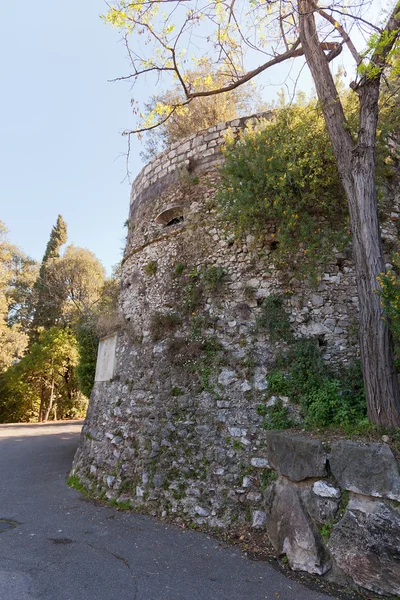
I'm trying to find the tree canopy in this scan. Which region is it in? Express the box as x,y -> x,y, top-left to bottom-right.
0,222 -> 35,373
0,218 -> 120,423
141,62 -> 264,159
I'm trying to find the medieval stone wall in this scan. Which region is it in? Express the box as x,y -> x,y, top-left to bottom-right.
72,114 -> 400,597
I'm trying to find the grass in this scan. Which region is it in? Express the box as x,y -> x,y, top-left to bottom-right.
67,474 -> 89,496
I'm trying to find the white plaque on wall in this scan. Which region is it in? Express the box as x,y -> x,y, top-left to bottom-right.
95,334 -> 118,382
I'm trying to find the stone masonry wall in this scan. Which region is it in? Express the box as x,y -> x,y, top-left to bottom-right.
72,114 -> 400,597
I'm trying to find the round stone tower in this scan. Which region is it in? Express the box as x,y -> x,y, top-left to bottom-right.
72,114 -> 363,526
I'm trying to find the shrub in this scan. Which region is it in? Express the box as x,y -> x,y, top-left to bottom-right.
183,279 -> 203,314
149,312 -> 181,341
257,294 -> 293,343
203,266 -> 227,294
264,339 -> 367,430
217,100 -> 349,274
263,399 -> 294,430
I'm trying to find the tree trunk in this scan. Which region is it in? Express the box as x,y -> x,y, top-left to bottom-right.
43,377 -> 55,423
299,0 -> 400,427
38,385 -> 45,423
341,139 -> 400,427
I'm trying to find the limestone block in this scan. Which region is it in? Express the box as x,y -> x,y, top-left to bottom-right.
106,476 -> 115,488
266,478 -> 331,575
329,440 -> 400,500
195,505 -> 210,517
328,496 -> 400,596
304,487 -> 340,525
313,481 -> 341,499
95,334 -> 117,382
250,458 -> 269,468
252,510 -> 267,529
265,432 -> 327,481
218,369 -> 238,386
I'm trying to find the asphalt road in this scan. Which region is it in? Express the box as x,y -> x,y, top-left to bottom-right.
0,421 -> 337,600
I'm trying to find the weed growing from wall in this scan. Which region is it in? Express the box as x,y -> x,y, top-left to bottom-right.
257,294 -> 293,343
174,263 -> 185,277
263,339 -> 367,430
203,266 -> 227,294
144,260 -> 158,276
150,312 -> 181,341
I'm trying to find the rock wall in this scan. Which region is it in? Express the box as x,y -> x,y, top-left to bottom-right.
263,432 -> 400,597
72,114 -> 400,597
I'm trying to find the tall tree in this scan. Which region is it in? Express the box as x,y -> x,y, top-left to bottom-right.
0,222 -> 31,372
44,245 -> 106,326
105,0 -> 400,427
32,215 -> 67,331
0,327 -> 83,423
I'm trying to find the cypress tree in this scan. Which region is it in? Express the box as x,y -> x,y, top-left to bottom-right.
31,215 -> 67,331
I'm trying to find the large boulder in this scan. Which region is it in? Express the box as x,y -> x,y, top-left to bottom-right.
265,431 -> 327,482
329,440 -> 400,501
266,478 -> 331,575
328,495 -> 400,596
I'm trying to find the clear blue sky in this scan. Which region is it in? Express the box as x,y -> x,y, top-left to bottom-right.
1,1 -> 372,274
1,0 -> 141,273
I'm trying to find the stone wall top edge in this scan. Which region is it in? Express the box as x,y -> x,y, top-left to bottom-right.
129,110 -> 273,209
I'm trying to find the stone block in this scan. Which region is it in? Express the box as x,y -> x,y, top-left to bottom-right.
250,457 -> 269,468
252,510 -> 267,529
218,369 -> 238,386
267,479 -> 331,575
95,334 -> 117,382
328,496 -> 400,596
329,440 -> 400,500
265,432 -> 327,481
313,481 -> 340,499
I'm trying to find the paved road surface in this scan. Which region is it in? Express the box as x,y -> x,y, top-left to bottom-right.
0,422 -> 337,600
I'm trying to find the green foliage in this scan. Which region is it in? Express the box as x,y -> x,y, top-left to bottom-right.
75,324 -> 98,398
171,386 -> 184,396
260,469 -> 278,491
32,215 -> 68,330
0,222 -> 36,372
44,245 -> 106,326
217,100 -> 349,274
67,474 -> 88,496
319,523 -> 333,543
174,263 -> 185,277
257,294 -> 293,342
183,274 -> 203,314
116,499 -> 132,510
149,311 -> 181,341
262,399 -> 294,430
0,327 -> 87,423
203,266 -> 227,294
264,339 -> 367,430
232,439 -> 244,450
264,370 -> 290,396
144,260 -> 158,276
377,253 -> 400,348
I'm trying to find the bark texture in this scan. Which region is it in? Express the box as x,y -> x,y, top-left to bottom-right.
299,0 -> 400,427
